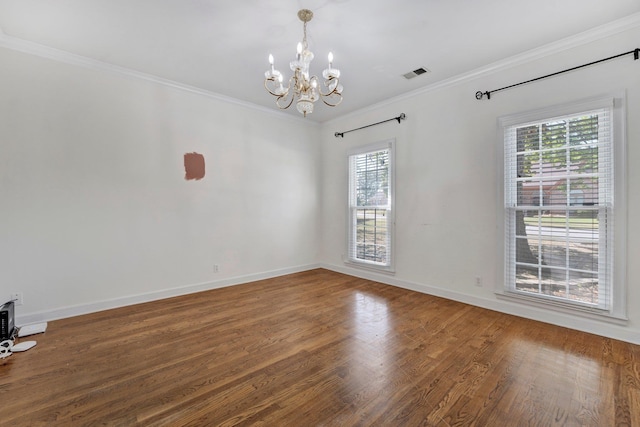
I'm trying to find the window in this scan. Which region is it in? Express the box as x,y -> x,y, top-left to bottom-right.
500,95 -> 626,319
347,140 -> 394,271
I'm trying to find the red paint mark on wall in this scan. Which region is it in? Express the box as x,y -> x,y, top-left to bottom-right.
184,152 -> 205,180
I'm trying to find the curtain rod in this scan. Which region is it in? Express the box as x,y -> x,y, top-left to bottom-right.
334,113 -> 406,138
475,48 -> 639,100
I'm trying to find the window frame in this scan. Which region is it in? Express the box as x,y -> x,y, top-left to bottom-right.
496,94 -> 627,321
346,139 -> 395,273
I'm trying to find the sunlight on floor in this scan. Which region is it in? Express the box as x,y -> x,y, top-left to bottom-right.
352,291 -> 392,345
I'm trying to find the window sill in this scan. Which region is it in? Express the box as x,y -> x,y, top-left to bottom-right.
343,259 -> 395,275
495,290 -> 628,326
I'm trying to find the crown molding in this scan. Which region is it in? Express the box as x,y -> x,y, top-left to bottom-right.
0,32 -> 314,126
325,12 -> 640,125
452,11 -> 640,84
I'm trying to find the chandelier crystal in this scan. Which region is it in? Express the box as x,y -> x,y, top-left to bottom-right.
264,9 -> 343,117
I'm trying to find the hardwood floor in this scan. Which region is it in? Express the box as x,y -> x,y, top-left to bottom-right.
2,269 -> 639,426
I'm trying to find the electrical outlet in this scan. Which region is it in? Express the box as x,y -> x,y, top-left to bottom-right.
475,277 -> 483,287
213,264 -> 219,273
11,292 -> 23,306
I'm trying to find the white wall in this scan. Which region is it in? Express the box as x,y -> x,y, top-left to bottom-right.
320,26 -> 640,344
0,47 -> 321,324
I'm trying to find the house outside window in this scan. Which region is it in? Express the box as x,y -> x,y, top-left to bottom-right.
347,140 -> 395,271
499,95 -> 626,320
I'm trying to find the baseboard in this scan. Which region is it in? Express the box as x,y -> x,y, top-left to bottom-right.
17,262 -> 639,345
16,263 -> 321,326
321,263 -> 640,345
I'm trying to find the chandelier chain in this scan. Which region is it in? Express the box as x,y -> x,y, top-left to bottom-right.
303,21 -> 307,46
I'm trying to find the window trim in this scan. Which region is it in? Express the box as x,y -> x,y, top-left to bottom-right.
346,139 -> 396,273
496,94 -> 627,322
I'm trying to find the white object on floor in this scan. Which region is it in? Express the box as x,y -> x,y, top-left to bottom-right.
0,340 -> 12,359
11,341 -> 37,352
18,322 -> 47,337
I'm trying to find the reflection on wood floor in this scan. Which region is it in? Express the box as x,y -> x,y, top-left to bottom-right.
2,269 -> 639,426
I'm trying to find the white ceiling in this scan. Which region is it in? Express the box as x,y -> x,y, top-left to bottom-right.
1,0 -> 639,122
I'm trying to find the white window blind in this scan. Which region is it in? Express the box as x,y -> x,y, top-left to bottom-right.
504,106 -> 613,310
348,141 -> 394,270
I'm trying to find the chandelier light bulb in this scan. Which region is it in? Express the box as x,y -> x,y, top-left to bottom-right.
328,52 -> 333,67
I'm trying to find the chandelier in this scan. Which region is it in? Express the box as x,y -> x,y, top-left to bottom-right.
264,9 -> 343,117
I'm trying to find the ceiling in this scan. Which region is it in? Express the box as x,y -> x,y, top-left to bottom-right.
0,0 -> 639,123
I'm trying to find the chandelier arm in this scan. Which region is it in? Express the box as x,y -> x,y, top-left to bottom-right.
263,78 -> 290,97
276,93 -> 295,110
319,88 -> 339,97
319,94 -> 343,107
318,76 -> 343,106
275,76 -> 297,109
317,76 -> 340,97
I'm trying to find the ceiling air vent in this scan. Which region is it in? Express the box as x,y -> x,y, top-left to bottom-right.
403,67 -> 430,80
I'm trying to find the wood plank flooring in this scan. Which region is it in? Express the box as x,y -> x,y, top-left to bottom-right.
2,268 -> 639,426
